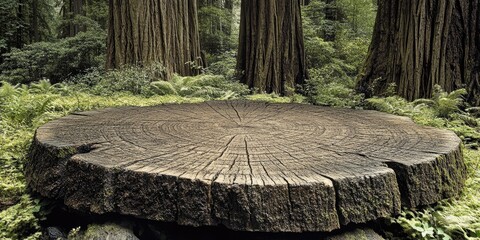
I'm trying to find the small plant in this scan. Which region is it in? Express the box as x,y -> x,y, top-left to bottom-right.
412,86 -> 467,118
393,209 -> 452,240
67,226 -> 82,240
150,74 -> 249,99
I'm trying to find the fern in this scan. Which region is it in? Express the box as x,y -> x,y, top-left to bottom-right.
150,81 -> 178,95
0,82 -> 18,99
30,79 -> 53,94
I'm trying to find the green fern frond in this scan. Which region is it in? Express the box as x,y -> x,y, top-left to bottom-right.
150,81 -> 178,96
447,88 -> 467,100
413,98 -> 436,107
0,82 -> 19,98
366,98 -> 395,113
30,79 -> 53,94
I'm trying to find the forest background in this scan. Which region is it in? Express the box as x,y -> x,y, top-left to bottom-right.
0,0 -> 479,239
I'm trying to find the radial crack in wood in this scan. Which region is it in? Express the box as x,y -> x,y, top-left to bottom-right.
25,101 -> 467,232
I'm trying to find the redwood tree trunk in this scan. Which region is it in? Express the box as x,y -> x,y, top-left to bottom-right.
63,0 -> 85,37
357,0 -> 480,105
106,0 -> 202,79
237,0 -> 307,94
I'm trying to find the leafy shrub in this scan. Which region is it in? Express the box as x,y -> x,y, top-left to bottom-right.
70,64 -> 249,99
335,33 -> 371,74
205,51 -> 238,80
302,0 -> 329,39
150,81 -> 178,96
393,208 -> 452,240
304,67 -> 363,108
304,37 -> 336,69
198,5 -> 237,54
0,30 -> 106,84
151,74 -> 249,99
366,87 -> 468,118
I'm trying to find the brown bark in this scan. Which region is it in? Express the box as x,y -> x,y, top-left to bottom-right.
26,101 -> 466,232
357,0 -> 480,105
68,0 -> 85,37
106,0 -> 202,79
237,0 -> 307,95
32,0 -> 39,42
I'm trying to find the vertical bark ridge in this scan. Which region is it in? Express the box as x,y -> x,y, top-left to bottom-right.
358,0 -> 480,104
106,0 -> 202,80
237,0 -> 307,95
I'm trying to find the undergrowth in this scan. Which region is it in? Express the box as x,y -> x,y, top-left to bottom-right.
365,87 -> 480,240
0,72 -> 247,239
0,72 -> 479,240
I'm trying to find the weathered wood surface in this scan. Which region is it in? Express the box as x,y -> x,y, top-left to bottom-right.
26,101 -> 467,232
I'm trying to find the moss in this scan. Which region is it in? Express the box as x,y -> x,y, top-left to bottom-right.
246,94 -> 305,103
71,223 -> 138,240
0,195 -> 42,240
56,146 -> 78,159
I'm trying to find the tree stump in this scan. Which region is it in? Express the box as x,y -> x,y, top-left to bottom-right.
26,101 -> 467,232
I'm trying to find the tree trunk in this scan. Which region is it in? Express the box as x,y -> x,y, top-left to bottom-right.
237,0 -> 307,94
32,0 -> 39,42
62,0 -> 85,37
106,0 -> 202,79
357,0 -> 480,105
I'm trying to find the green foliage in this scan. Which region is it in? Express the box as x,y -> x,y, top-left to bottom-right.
302,0 -> 329,38
393,209 -> 452,240
0,0 -> 57,54
336,0 -> 377,38
301,0 -> 373,107
334,34 -> 371,74
71,65 -> 249,99
150,81 -> 178,96
81,64 -> 165,96
304,37 -> 336,69
0,79 -> 208,239
438,149 -> 480,239
1,30 -> 106,84
366,87 -> 467,118
205,51 -> 238,80
365,88 -> 480,239
365,87 -> 480,146
246,93 -> 305,104
151,75 -> 249,100
304,66 -> 363,108
0,195 -> 42,240
83,0 -> 109,30
198,4 -> 237,54
390,148 -> 480,240
430,87 -> 468,118
0,0 -> 22,54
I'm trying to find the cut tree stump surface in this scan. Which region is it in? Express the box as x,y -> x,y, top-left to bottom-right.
26,101 -> 467,232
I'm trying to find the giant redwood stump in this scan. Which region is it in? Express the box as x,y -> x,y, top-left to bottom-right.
26,101 -> 467,232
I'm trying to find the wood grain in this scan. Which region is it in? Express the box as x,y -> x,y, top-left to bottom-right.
26,101 -> 467,232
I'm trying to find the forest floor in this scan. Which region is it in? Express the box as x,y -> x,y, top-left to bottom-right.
0,78 -> 479,240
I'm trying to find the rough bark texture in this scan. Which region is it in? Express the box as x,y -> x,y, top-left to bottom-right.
106,0 -> 202,79
237,0 -> 307,95
26,101 -> 466,232
357,0 -> 480,105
